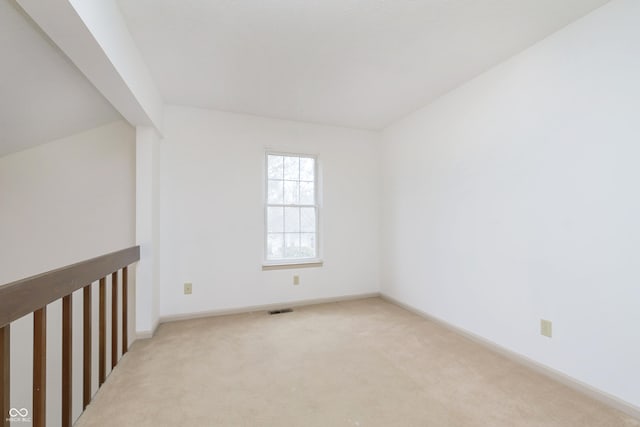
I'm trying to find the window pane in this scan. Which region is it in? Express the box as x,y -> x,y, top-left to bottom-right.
267,207 -> 284,232
300,208 -> 316,232
284,233 -> 300,258
284,156 -> 299,180
300,233 -> 316,258
268,180 -> 284,204
284,207 -> 300,232
284,181 -> 299,205
300,157 -> 314,181
300,181 -> 314,205
266,153 -> 318,262
267,155 -> 284,179
267,233 -> 284,259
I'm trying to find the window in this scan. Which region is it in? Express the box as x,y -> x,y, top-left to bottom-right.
265,153 -> 318,263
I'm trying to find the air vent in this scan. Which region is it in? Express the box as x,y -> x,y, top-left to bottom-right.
268,308 -> 293,315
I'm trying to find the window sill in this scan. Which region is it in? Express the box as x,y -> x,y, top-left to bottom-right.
262,260 -> 324,271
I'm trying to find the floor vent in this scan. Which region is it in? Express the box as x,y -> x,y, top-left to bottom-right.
268,308 -> 293,315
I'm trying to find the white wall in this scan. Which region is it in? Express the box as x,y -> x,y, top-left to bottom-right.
0,120 -> 136,426
135,126 -> 161,336
381,0 -> 640,410
159,105 -> 380,318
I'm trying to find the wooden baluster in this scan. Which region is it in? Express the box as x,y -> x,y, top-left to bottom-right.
99,278 -> 106,386
33,308 -> 46,427
1,325 -> 9,427
122,267 -> 128,355
83,285 -> 92,409
111,272 -> 118,369
62,295 -> 72,427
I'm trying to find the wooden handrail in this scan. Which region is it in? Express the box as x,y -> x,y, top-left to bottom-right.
0,246 -> 140,329
0,246 -> 140,427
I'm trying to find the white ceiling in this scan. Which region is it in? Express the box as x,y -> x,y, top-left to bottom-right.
0,0 -> 120,157
117,0 -> 609,130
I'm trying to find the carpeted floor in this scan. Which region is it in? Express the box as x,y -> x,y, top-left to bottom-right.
76,297 -> 639,426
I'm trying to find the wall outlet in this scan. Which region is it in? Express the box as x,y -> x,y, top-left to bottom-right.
540,319 -> 552,338
184,282 -> 193,295
293,275 -> 300,285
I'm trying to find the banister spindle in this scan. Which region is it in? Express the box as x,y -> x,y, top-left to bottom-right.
111,271 -> 118,370
83,284 -> 92,409
1,325 -> 9,427
122,266 -> 128,354
62,295 -> 72,427
99,278 -> 106,386
33,307 -> 46,427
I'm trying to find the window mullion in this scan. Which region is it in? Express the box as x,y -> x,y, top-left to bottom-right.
267,204 -> 316,208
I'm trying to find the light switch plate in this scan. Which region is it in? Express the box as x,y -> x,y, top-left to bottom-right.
541,319 -> 552,338
184,282 -> 193,295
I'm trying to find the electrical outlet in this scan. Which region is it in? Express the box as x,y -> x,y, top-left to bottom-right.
293,275 -> 300,285
184,282 -> 193,295
540,319 -> 552,338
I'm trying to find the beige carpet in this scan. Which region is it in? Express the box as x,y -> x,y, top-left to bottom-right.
76,297 -> 639,427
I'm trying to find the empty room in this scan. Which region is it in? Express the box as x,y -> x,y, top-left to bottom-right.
1,0 -> 639,426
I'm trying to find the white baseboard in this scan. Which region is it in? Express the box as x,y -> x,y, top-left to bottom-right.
135,317 -> 161,340
136,330 -> 154,340
380,293 -> 640,421
159,292 -> 381,324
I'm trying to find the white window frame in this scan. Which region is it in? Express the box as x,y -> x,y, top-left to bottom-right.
263,151 -> 322,269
